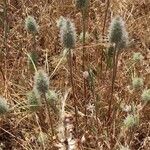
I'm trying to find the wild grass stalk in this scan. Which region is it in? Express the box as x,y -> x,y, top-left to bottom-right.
3,0 -> 8,52
87,69 -> 100,149
76,0 -> 89,128
107,16 -> 128,122
25,16 -> 38,71
107,44 -> 117,121
67,49 -> 78,134
59,17 -> 78,135
101,0 -> 111,79
34,70 -> 54,136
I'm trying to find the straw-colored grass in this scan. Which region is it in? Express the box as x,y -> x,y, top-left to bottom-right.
0,0 -> 149,149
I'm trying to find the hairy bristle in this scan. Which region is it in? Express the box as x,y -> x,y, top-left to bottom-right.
60,18 -> 76,49
34,70 -> 49,94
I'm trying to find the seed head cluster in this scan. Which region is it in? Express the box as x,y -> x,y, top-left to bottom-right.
46,90 -> 58,103
59,18 -> 76,49
133,52 -> 143,62
25,16 -> 38,33
124,114 -> 138,128
75,0 -> 89,10
132,77 -> 143,90
27,90 -> 41,111
57,16 -> 66,29
34,70 -> 49,95
141,89 -> 150,103
108,16 -> 128,49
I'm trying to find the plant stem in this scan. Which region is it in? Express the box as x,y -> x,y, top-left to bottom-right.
68,49 -> 78,135
90,75 -> 100,147
0,66 -> 5,83
3,0 -> 8,53
81,9 -> 86,71
102,0 -> 110,34
81,8 -> 88,127
43,94 -> 54,136
101,0 -> 111,80
35,113 -> 46,150
107,44 -> 117,122
29,33 -> 38,71
63,118 -> 69,150
33,33 -> 36,51
114,50 -> 120,79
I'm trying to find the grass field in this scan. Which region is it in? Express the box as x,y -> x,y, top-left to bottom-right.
0,0 -> 150,149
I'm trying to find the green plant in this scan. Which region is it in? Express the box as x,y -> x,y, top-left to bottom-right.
75,0 -> 89,10
141,89 -> 150,103
59,17 -> 78,134
107,16 -> 128,121
25,15 -> 38,71
27,89 -> 41,111
46,90 -> 58,114
133,52 -> 143,63
34,70 -> 54,136
25,16 -> 38,33
124,114 -> 138,128
132,77 -> 143,90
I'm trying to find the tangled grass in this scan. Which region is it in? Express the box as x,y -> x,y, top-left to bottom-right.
0,0 -> 149,149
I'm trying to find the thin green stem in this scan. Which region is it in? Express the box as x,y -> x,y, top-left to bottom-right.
29,33 -> 38,71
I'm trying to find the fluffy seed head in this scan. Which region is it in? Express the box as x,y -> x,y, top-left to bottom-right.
0,96 -> 9,115
27,89 -> 41,111
46,90 -> 58,103
133,52 -> 143,62
124,114 -> 138,128
38,132 -> 48,145
56,16 -> 66,29
60,18 -> 76,49
107,45 -> 115,57
34,70 -> 49,94
132,77 -> 143,90
75,0 -> 89,9
25,16 -> 38,33
141,89 -> 150,103
108,16 -> 128,49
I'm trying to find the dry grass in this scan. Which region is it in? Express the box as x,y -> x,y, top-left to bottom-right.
0,0 -> 150,149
